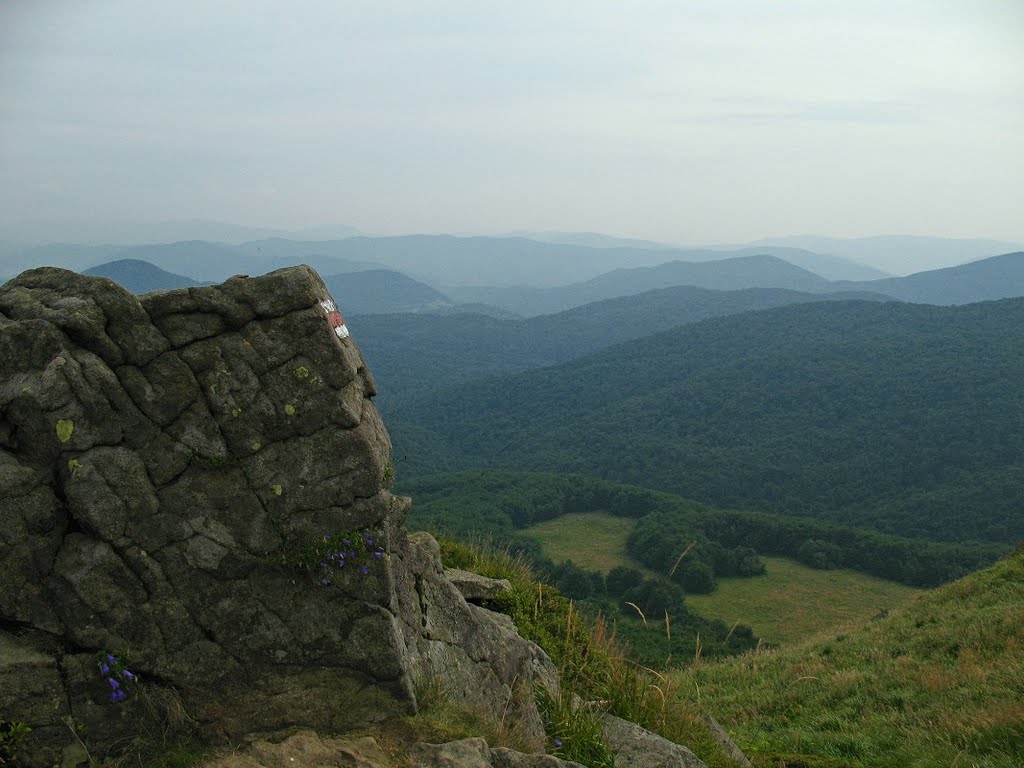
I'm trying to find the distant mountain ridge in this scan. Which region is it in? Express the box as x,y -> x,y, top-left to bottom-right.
445,255 -> 835,316
323,269 -> 454,315
82,258 -> 202,293
6,236 -> 1024,312
830,251 -> 1024,305
750,234 -> 1024,274
355,284 -> 893,401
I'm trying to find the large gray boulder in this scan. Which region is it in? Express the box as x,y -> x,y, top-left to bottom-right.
0,267 -> 555,765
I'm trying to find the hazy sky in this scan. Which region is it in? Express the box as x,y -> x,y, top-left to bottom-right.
1,0 -> 1022,244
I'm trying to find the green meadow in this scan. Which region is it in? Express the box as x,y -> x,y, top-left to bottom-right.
687,557 -> 920,646
522,512 -> 654,575
522,512 -> 920,647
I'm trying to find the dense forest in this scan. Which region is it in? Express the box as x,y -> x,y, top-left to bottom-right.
404,471 -> 1006,589
391,299 -> 1024,544
353,285 -> 889,401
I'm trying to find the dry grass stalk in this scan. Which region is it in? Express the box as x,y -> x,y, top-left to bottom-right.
724,620 -> 740,643
668,541 -> 697,578
625,601 -> 648,625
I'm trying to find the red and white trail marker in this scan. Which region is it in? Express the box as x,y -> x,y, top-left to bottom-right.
319,299 -> 350,339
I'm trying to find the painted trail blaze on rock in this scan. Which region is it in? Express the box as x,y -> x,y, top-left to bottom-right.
320,298 -> 350,338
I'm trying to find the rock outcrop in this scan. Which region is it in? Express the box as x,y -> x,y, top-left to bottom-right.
200,731 -> 586,768
0,267 -> 555,765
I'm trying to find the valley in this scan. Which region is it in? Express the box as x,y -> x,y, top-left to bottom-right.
521,512 -> 921,647
3,233 -> 1022,767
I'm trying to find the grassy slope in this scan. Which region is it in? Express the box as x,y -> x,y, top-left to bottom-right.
521,513 -> 919,648
687,557 -> 920,646
673,548 -> 1024,768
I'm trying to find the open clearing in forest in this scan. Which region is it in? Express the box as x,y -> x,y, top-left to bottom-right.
522,511 -> 655,575
522,512 -> 920,646
687,556 -> 921,646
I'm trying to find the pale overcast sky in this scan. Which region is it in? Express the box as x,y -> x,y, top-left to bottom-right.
1,0 -> 1022,244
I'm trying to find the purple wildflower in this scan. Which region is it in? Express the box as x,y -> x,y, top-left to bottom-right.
107,677 -> 120,690
360,566 -> 369,574
374,551 -> 383,559
554,738 -> 562,749
122,670 -> 136,683
99,662 -> 110,675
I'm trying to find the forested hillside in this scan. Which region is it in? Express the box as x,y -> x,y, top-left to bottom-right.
354,285 -> 891,400
392,299 -> 1024,544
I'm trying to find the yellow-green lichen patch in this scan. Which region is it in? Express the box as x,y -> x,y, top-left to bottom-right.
272,484 -> 283,496
67,458 -> 83,474
284,404 -> 296,416
56,419 -> 75,443
250,441 -> 262,451
294,366 -> 310,380
231,407 -> 242,417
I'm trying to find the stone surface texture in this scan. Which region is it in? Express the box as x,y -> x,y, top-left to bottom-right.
200,732 -> 586,768
444,568 -> 513,603
601,714 -> 709,768
0,267 -> 554,765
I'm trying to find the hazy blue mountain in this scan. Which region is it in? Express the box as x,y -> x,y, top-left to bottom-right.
830,251 -> 1024,305
82,259 -> 203,293
324,269 -> 454,315
354,285 -> 892,402
389,297 -> 1024,544
290,235 -> 678,287
235,238 -> 391,277
444,255 -> 833,316
750,235 -> 1024,275
516,232 -> 889,281
723,246 -> 890,281
113,241 -> 256,282
107,240 -> 378,283
510,230 -> 677,250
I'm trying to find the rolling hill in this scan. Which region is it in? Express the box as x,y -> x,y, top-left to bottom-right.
831,250 -> 1024,305
82,258 -> 202,292
324,269 -> 455,315
752,233 -> 1024,274
444,255 -> 837,316
390,298 -> 1024,544
354,285 -> 892,402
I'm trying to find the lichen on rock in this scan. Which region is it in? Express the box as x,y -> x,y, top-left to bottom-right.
0,266 -> 556,765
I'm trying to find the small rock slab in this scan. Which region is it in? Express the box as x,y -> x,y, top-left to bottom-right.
444,568 -> 513,603
601,714 -> 709,768
201,730 -> 389,767
411,738 -> 585,768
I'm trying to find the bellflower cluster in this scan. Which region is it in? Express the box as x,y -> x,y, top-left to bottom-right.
316,528 -> 386,586
97,652 -> 137,704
